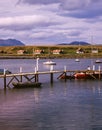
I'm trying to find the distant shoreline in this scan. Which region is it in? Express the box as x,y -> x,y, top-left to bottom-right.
0,55 -> 100,59
0,45 -> 102,59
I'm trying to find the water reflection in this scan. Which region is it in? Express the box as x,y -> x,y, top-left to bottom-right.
33,88 -> 41,103
0,59 -> 102,130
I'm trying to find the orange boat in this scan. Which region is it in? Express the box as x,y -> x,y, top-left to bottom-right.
58,71 -> 102,80
74,72 -> 86,79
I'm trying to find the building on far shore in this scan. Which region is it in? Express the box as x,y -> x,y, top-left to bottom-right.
17,50 -> 25,55
76,48 -> 84,54
52,49 -> 63,54
91,49 -> 98,53
34,49 -> 44,54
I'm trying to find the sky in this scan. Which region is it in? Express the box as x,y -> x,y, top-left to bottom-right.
0,0 -> 102,45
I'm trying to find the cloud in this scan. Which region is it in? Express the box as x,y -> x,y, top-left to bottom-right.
17,0 -> 60,5
59,0 -> 102,19
0,0 -> 102,44
0,15 -> 59,31
17,0 -> 102,19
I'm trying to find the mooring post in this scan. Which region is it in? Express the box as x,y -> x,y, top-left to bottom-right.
50,73 -> 53,84
36,57 -> 39,72
93,65 -> 95,70
98,65 -> 101,79
35,73 -> 39,82
35,67 -> 39,82
4,69 -> 6,89
50,65 -> 54,84
20,67 -> 22,82
64,66 -> 67,82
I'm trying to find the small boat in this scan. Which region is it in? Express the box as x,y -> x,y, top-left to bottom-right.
75,59 -> 80,62
74,72 -> 102,79
12,81 -> 42,89
95,59 -> 102,63
43,60 -> 56,65
0,69 -> 11,75
74,72 -> 86,79
58,71 -> 102,80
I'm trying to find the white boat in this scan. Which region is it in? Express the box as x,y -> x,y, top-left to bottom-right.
43,60 -> 56,65
75,59 -> 80,62
95,59 -> 102,63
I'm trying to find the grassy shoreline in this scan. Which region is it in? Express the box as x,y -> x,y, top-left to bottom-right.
0,54 -> 101,59
0,45 -> 102,59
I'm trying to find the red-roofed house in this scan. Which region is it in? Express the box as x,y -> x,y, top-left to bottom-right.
52,49 -> 63,54
34,49 -> 44,54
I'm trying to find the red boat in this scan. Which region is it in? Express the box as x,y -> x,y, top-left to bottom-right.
58,71 -> 102,80
74,72 -> 86,79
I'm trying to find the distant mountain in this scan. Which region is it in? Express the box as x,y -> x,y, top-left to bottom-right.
0,39 -> 25,46
58,41 -> 90,46
69,41 -> 90,45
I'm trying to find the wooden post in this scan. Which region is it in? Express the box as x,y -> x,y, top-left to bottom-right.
64,72 -> 67,82
93,65 -> 95,70
36,58 -> 39,72
35,67 -> 39,82
98,65 -> 101,79
50,65 -> 54,84
4,69 -> 6,89
20,67 -> 22,82
64,66 -> 67,82
35,73 -> 39,82
50,72 -> 53,84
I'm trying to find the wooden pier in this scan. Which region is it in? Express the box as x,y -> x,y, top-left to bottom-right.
0,70 -> 64,89
0,68 -> 102,89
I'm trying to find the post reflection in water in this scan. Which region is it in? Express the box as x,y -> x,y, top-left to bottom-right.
33,88 -> 41,103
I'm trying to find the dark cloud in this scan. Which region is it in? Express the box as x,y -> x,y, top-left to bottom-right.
66,9 -> 102,19
59,0 -> 102,19
17,0 -> 102,19
1,0 -> 101,44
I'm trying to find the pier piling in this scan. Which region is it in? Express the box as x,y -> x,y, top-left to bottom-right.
50,73 -> 53,84
4,69 -> 6,89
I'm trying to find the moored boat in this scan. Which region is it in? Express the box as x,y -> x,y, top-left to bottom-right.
58,71 -> 102,80
73,71 -> 102,79
0,69 -> 11,75
43,60 -> 56,65
95,59 -> 102,63
12,81 -> 42,89
74,72 -> 86,79
75,59 -> 80,62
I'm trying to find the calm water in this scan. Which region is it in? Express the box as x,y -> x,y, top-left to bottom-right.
0,58 -> 102,130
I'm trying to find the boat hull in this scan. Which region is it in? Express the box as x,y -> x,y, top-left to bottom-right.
12,82 -> 42,89
58,72 -> 102,80
43,61 -> 56,65
95,60 -> 102,63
